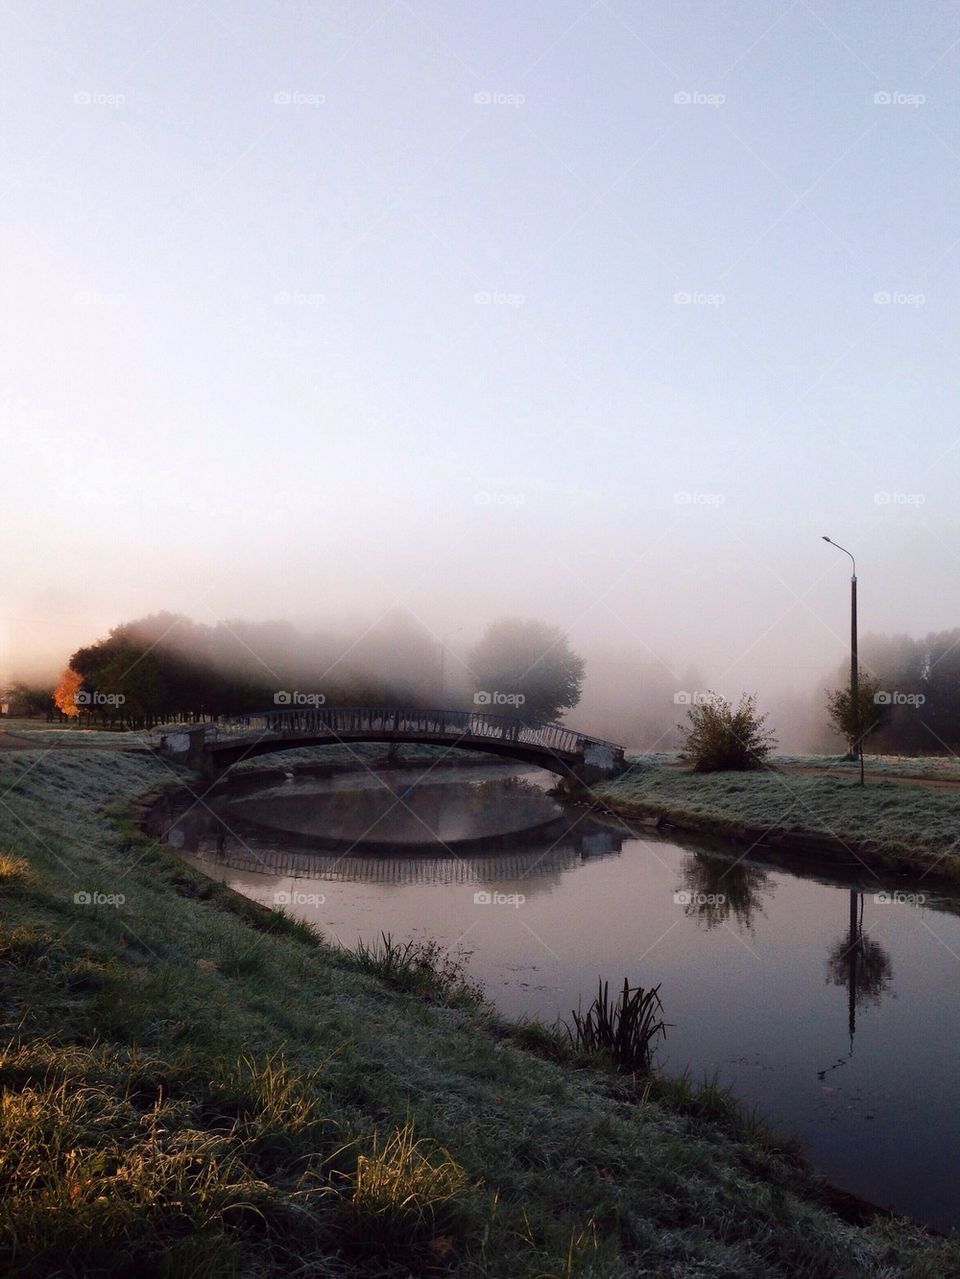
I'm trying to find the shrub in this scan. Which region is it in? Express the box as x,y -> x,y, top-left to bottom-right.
825,673 -> 887,755
680,693 -> 775,772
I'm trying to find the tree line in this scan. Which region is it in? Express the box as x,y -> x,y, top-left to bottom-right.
824,629 -> 960,756
8,612 -> 586,731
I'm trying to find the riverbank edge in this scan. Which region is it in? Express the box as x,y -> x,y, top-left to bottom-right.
579,769 -> 960,888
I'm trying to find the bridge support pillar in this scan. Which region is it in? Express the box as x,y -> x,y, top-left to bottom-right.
160,726 -> 214,775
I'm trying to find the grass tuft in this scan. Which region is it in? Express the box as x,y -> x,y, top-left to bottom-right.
0,851 -> 29,880
349,931 -> 485,1008
347,1119 -> 474,1257
566,978 -> 668,1075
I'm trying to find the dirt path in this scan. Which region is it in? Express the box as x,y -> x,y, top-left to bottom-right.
655,756 -> 960,790
775,762 -> 960,789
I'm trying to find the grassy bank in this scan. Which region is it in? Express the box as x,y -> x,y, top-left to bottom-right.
1,748 -> 958,1276
590,759 -> 960,882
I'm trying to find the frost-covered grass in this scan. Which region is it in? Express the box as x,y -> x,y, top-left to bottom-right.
595,759 -> 960,878
0,749 -> 957,1276
0,718 -> 140,743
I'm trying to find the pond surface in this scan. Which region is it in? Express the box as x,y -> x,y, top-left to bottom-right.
156,760 -> 960,1232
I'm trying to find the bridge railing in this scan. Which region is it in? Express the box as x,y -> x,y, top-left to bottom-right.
208,705 -> 619,758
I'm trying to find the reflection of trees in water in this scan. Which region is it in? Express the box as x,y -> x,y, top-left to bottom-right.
676,852 -> 774,932
826,891 -> 894,1022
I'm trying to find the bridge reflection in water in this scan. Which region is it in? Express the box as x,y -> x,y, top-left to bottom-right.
181,827 -> 624,887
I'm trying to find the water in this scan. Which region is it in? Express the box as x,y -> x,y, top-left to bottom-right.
155,760 -> 960,1231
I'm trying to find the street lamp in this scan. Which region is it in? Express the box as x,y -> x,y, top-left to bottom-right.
822,536 -> 863,784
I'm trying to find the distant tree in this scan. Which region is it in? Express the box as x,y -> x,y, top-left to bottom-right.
825,671 -> 887,756
918,629 -> 960,754
469,618 -> 585,723
3,682 -> 54,718
52,668 -> 83,718
679,692 -> 775,772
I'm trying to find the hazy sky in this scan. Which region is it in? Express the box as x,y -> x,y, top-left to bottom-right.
3,1 -> 959,696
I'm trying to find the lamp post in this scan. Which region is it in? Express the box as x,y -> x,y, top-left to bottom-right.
822,536 -> 863,785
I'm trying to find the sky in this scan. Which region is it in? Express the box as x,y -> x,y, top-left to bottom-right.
2,0 -> 960,709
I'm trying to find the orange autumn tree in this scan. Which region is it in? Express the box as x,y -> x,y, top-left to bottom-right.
52,667 -> 83,718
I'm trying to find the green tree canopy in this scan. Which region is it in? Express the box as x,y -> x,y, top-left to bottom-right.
468,619 -> 585,723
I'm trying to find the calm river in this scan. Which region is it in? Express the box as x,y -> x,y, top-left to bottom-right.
155,759 -> 960,1232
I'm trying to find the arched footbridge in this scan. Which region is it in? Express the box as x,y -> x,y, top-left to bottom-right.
159,706 -> 626,782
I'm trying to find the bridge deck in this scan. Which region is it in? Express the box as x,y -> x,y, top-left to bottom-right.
161,706 -> 625,779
